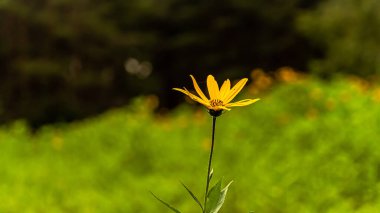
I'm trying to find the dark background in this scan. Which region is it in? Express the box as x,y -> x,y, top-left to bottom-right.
1,0 -> 379,128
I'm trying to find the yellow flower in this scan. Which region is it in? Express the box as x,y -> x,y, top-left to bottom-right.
173,75 -> 259,114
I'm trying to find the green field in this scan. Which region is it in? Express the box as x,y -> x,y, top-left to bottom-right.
1,77 -> 380,212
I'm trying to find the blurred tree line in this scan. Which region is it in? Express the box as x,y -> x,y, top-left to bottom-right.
297,0 -> 380,78
1,0 -> 378,127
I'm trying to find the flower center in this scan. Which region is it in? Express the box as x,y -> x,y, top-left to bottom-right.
210,99 -> 223,107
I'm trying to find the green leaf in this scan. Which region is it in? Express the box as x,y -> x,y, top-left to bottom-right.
209,168 -> 214,182
205,180 -> 221,213
215,181 -> 233,213
205,180 -> 233,213
150,191 -> 182,213
181,182 -> 203,211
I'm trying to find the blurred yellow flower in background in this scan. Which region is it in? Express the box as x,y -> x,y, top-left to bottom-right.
173,75 -> 259,114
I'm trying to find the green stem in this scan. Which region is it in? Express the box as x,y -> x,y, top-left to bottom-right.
203,116 -> 217,213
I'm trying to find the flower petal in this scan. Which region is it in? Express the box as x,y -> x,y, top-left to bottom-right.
219,106 -> 231,111
173,88 -> 210,107
190,75 -> 209,102
223,78 -> 248,104
219,79 -> 231,101
207,75 -> 220,100
225,98 -> 260,107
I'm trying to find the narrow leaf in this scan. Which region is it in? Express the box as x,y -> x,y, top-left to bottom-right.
150,191 -> 182,213
212,181 -> 233,213
209,168 -> 214,182
205,180 -> 233,213
205,180 -> 222,213
181,182 -> 203,211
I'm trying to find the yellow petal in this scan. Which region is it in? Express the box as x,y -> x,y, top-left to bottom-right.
223,78 -> 248,104
173,87 -> 191,97
225,98 -> 260,107
190,75 -> 209,102
219,79 -> 231,101
207,75 -> 220,100
173,88 -> 210,107
219,106 -> 231,111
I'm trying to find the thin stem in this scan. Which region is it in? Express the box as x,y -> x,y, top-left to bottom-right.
203,116 -> 217,213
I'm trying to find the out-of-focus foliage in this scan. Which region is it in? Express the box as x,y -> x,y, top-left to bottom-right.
297,0 -> 380,77
0,0 -> 317,127
1,74 -> 380,212
0,0 -> 161,127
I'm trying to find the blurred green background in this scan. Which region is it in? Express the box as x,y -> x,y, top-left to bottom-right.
1,0 -> 380,212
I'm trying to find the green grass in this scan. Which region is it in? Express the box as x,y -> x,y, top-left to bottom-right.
1,77 -> 380,212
